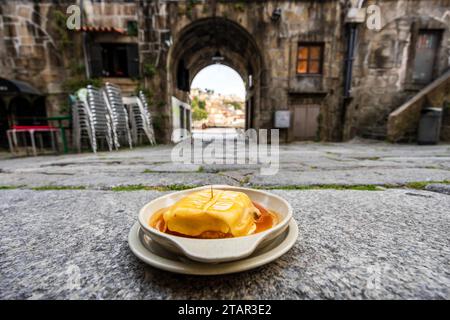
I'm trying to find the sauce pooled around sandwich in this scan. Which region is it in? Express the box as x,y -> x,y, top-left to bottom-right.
149,189 -> 278,239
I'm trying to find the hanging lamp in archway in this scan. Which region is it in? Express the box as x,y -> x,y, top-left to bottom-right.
212,50 -> 224,64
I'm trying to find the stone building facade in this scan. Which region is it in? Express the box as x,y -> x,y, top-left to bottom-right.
0,0 -> 449,146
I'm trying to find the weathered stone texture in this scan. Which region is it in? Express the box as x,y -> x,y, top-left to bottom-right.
345,0 -> 450,140
0,0 -> 449,143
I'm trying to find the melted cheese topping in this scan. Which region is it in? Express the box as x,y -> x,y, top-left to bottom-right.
163,189 -> 260,237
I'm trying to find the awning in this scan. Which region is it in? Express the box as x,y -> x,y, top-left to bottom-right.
73,26 -> 126,34
0,78 -> 42,96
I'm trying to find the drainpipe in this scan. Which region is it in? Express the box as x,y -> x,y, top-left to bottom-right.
341,0 -> 365,137
80,0 -> 91,79
343,23 -> 358,98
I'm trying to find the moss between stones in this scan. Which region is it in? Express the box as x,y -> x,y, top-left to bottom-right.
253,184 -> 382,191
31,186 -> 86,191
0,185 -> 22,190
404,180 -> 450,190
2,180 -> 449,192
111,184 -> 199,192
254,180 -> 450,191
142,167 -> 204,174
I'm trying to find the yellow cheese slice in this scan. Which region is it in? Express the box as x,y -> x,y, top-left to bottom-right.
163,189 -> 260,237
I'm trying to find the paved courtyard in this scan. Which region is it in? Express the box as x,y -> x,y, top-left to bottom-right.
0,139 -> 449,299
1,138 -> 450,190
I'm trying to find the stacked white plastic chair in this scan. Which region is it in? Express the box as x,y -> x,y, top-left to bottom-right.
86,86 -> 114,153
103,82 -> 133,150
71,92 -> 93,153
72,87 -> 113,153
138,91 -> 156,145
123,91 -> 156,145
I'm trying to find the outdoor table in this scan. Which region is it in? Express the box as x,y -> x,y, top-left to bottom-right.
8,115 -> 72,154
7,125 -> 59,157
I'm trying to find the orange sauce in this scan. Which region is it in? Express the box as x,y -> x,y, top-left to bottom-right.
149,201 -> 278,239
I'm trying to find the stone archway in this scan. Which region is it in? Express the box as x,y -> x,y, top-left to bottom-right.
167,17 -> 264,135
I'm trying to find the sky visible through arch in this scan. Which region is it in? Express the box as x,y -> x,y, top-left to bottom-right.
191,64 -> 246,99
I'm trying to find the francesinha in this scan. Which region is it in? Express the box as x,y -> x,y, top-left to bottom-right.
163,189 -> 261,238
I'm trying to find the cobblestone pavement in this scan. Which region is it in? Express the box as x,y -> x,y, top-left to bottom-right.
0,139 -> 449,190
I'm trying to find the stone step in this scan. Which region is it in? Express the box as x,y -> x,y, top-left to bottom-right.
101,78 -> 139,95
359,125 -> 387,140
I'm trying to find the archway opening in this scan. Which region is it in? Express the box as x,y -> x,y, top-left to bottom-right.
168,17 -> 264,142
190,64 -> 246,137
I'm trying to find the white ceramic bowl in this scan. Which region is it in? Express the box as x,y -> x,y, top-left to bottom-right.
138,185 -> 293,263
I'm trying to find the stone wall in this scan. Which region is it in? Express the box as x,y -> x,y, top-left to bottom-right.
344,0 -> 450,140
159,0 -> 346,141
83,0 -> 137,29
0,1 -> 73,116
1,0 -> 450,144
387,69 -> 450,142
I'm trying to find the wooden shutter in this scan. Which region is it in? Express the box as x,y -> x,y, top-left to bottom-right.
127,44 -> 140,78
89,43 -> 103,78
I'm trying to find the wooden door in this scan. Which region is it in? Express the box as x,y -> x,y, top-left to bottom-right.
293,104 -> 320,140
412,31 -> 441,84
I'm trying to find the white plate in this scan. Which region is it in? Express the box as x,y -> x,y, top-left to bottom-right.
128,218 -> 299,275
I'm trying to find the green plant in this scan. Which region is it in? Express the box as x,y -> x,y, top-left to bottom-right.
62,72 -> 103,113
52,10 -> 73,50
193,107 -> 208,121
143,62 -> 156,78
185,0 -> 200,18
192,96 -> 206,109
157,100 -> 166,108
59,101 -> 71,114
191,95 -> 208,121
135,83 -> 152,99
233,1 -> 245,12
127,20 -> 138,37
62,78 -> 103,93
224,100 -> 242,110
152,114 -> 164,131
68,61 -> 86,75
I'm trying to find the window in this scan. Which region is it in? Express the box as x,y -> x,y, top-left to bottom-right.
89,43 -> 139,78
296,43 -> 324,75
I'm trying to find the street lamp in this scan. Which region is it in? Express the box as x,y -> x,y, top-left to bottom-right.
212,50 -> 224,64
